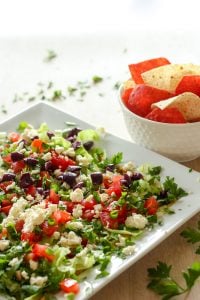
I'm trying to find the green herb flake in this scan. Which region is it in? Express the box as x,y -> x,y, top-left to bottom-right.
92,76 -> 103,84
44,49 -> 57,62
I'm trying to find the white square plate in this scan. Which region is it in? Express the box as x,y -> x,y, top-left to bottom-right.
1,101 -> 200,300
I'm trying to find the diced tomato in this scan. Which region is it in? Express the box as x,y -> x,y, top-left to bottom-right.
146,107 -> 186,124
64,201 -> 75,213
100,211 -> 119,229
106,201 -> 127,224
144,196 -> 159,215
26,185 -> 37,197
21,232 -> 42,244
82,198 -> 96,210
121,88 -> 134,104
49,189 -> 60,204
15,219 -> 25,232
52,210 -> 72,224
60,278 -> 80,294
0,228 -> 7,239
1,199 -> 11,207
51,155 -> 76,172
126,84 -> 173,117
106,175 -> 123,199
175,75 -> 200,96
32,243 -> 55,262
11,160 -> 25,173
129,57 -> 170,84
0,181 -> 13,192
9,132 -> 21,143
82,209 -> 95,221
3,154 -> 12,164
41,221 -> 59,237
0,205 -> 12,214
31,139 -> 44,153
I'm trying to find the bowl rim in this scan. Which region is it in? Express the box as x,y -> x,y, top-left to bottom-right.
118,84 -> 200,127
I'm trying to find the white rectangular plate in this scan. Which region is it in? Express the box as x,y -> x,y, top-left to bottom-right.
1,101 -> 200,300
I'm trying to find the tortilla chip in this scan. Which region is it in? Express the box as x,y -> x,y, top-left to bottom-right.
141,64 -> 200,92
152,92 -> 200,122
123,79 -> 136,90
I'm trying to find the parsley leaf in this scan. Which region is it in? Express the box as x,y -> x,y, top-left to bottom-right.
181,227 -> 200,244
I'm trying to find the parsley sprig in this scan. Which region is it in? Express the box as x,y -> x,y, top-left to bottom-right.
148,220 -> 200,299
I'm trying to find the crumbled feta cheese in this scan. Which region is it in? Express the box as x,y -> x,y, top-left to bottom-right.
52,231 -> 61,240
0,240 -> 10,251
100,193 -> 109,203
30,275 -> 48,287
62,231 -> 82,246
15,141 -> 24,152
26,194 -> 34,201
54,168 -> 62,177
76,155 -> 91,167
122,161 -> 135,172
29,259 -> 38,270
116,235 -> 126,247
42,152 -> 52,161
67,221 -> 83,231
72,204 -> 83,218
21,270 -> 29,280
21,205 -> 46,232
94,204 -> 102,218
122,245 -> 136,256
22,128 -> 38,139
64,147 -> 76,158
46,204 -> 57,215
55,146 -> 64,154
9,257 -> 21,267
70,188 -> 84,202
6,181 -> 16,191
3,197 -> 28,226
125,213 -> 148,229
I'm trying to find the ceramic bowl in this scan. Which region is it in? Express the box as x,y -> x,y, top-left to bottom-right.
118,85 -> 200,162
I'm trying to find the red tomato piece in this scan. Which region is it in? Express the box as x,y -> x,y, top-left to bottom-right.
51,155 -> 76,172
49,189 -> 60,204
21,232 -> 42,244
0,228 -> 7,239
175,75 -> 200,96
12,160 -> 25,173
0,205 -> 12,214
41,221 -> 59,237
144,196 -> 159,215
128,57 -> 170,84
126,84 -> 173,117
32,243 -> 55,261
26,185 -> 37,197
100,211 -> 119,229
1,199 -> 11,207
0,181 -> 13,192
9,132 -> 21,142
82,198 -> 96,210
64,201 -> 75,213
31,139 -> 44,153
15,219 -> 25,232
106,175 -> 123,199
3,154 -> 12,164
52,210 -> 72,224
146,107 -> 186,124
82,209 -> 95,221
121,88 -> 134,104
60,278 -> 80,294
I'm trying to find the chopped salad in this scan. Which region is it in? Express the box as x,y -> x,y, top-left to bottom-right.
0,122 -> 188,299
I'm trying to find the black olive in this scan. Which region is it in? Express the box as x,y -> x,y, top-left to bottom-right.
19,173 -> 33,188
11,152 -> 24,162
83,141 -> 94,151
1,173 -> 16,182
90,172 -> 103,185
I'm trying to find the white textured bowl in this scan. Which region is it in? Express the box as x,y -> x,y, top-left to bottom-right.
119,85 -> 200,162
